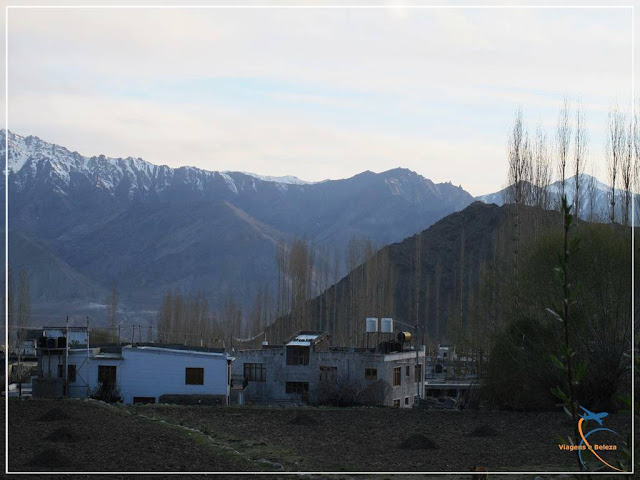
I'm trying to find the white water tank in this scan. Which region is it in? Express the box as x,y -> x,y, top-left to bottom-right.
380,318 -> 393,333
366,317 -> 378,333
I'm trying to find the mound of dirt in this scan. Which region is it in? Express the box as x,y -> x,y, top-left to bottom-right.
468,424 -> 499,437
38,408 -> 70,422
28,447 -> 71,469
289,413 -> 319,426
399,434 -> 439,450
45,426 -> 81,443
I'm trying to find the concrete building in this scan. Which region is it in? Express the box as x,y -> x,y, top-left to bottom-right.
33,329 -> 232,404
232,331 -> 425,408
424,345 -> 479,403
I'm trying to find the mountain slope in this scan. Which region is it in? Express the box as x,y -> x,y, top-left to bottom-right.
260,201 -> 564,347
3,130 -> 475,320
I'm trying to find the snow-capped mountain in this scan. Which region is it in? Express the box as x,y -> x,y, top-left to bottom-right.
2,130 -> 475,321
237,172 -> 314,185
476,174 -> 637,223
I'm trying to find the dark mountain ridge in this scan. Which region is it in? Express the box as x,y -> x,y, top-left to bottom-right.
260,201 -> 564,347
3,131 -> 475,321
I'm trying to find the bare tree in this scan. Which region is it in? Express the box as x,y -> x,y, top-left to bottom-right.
556,96 -> 572,209
532,125 -> 552,210
7,265 -> 15,348
573,102 -> 588,218
634,98 -> 640,222
585,164 -> 601,222
606,105 -> 626,223
505,108 -> 531,294
505,108 -> 527,206
105,281 -> 119,342
17,270 -> 31,333
620,115 -> 633,226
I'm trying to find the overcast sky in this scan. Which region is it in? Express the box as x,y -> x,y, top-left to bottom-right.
4,1 -> 635,196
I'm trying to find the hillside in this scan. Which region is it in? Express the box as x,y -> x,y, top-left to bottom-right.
3,130 -> 475,321
260,201 -> 564,347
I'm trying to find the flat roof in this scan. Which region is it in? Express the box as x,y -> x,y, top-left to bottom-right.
130,346 -> 226,357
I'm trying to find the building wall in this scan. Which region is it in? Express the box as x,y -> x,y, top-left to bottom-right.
117,348 -> 228,404
63,347 -> 229,404
233,347 -> 424,407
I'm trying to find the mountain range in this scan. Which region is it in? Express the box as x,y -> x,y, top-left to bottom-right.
475,174 -> 638,223
3,130 -> 475,323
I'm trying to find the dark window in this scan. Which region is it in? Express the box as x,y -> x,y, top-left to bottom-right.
392,399 -> 400,408
393,367 -> 401,386
98,365 -> 117,386
286,346 -> 310,365
405,365 -> 410,376
319,366 -> 337,383
285,382 -> 309,402
244,363 -> 266,382
133,397 -> 156,404
404,397 -> 409,405
185,367 -> 204,385
365,368 -> 377,381
415,364 -> 422,383
68,365 -> 77,383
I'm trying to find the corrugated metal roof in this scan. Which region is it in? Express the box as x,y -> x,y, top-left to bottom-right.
295,334 -> 321,341
286,333 -> 323,347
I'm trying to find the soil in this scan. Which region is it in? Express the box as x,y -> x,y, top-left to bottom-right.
7,398 -> 636,478
37,407 -> 69,422
289,413 -> 320,426
44,426 -> 81,443
399,434 -> 439,450
7,398 -> 261,475
468,424 -> 499,437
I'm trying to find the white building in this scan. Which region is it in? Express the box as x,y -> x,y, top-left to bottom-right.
34,339 -> 232,405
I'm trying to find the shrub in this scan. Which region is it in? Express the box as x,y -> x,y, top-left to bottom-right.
90,381 -> 122,403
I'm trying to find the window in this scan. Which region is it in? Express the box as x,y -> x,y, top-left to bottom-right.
285,382 -> 309,402
244,363 -> 266,382
404,397 -> 409,405
405,365 -> 410,376
393,367 -> 401,386
98,365 -> 117,386
68,365 -> 77,383
415,364 -> 422,383
392,399 -> 400,408
286,346 -> 310,365
185,367 -> 204,385
319,366 -> 337,383
365,368 -> 378,381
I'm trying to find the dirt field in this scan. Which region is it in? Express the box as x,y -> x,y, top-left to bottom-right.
6,398 -> 635,478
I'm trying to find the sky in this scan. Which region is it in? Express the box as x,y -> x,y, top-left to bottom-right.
3,1 -> 635,196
